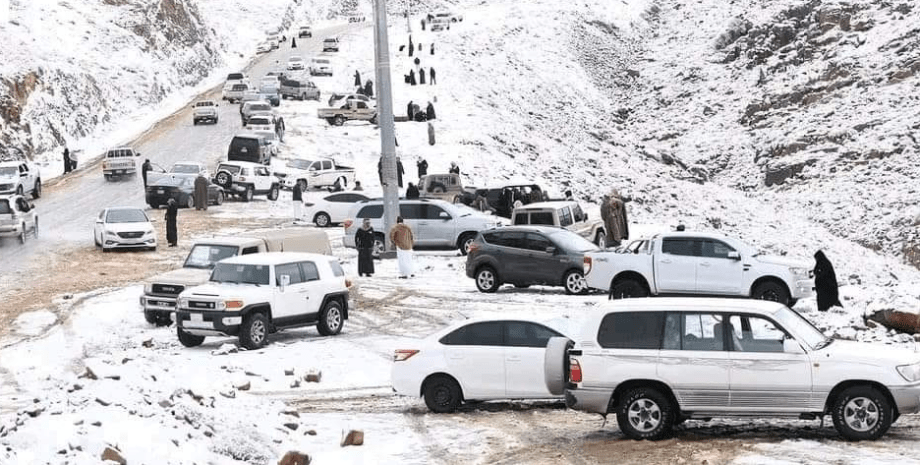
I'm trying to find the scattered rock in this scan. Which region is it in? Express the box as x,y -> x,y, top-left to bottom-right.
95,398 -> 111,407
281,410 -> 300,418
284,368 -> 295,376
74,420 -> 84,426
121,357 -> 132,365
211,343 -> 239,356
340,429 -> 364,447
235,381 -> 251,391
24,406 -> 43,418
80,367 -> 98,380
219,390 -> 236,399
158,400 -> 173,408
68,443 -> 82,452
284,422 -> 299,431
100,446 -> 126,464
278,450 -> 312,465
141,338 -> 154,348
304,370 -> 322,383
91,421 -> 102,427
58,449 -> 67,455
305,430 -> 317,436
290,379 -> 301,389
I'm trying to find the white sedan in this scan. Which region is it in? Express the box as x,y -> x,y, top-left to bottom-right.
287,56 -> 305,71
303,192 -> 370,227
93,207 -> 157,251
391,318 -> 571,413
245,115 -> 274,132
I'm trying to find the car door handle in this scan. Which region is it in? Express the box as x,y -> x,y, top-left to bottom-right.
660,259 -> 672,264
506,355 -> 521,362
448,354 -> 463,360
700,262 -> 711,267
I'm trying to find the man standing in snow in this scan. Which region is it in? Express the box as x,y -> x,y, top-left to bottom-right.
389,216 -> 415,278
449,161 -> 459,175
407,100 -> 415,120
429,67 -> 436,85
600,190 -> 629,247
426,101 -> 436,120
291,37 -> 297,48
396,157 -> 405,188
292,181 -> 303,222
428,122 -> 435,146
354,70 -> 361,87
141,159 -> 152,187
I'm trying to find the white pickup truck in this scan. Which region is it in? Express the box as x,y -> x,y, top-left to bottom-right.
0,160 -> 41,198
273,157 -> 356,191
175,252 -> 350,349
140,230 -> 332,326
102,147 -> 141,180
583,231 -> 814,306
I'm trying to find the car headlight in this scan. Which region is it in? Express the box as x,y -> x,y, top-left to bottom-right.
105,230 -> 118,237
223,299 -> 244,311
144,283 -> 153,294
897,363 -> 920,382
178,297 -> 189,309
789,267 -> 810,279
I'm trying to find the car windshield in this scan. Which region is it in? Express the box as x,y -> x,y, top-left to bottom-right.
324,39 -> 335,43
184,244 -> 240,269
210,263 -> 270,285
315,59 -> 329,64
287,159 -> 313,170
227,73 -> 244,80
106,209 -> 148,223
249,104 -> 271,112
249,118 -> 270,125
170,164 -> 199,173
773,306 -> 828,350
0,167 -> 17,177
548,230 -> 600,253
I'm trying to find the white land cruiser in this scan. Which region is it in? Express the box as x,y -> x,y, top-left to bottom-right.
512,200 -> 606,247
0,161 -> 41,199
584,231 -> 814,307
212,161 -> 280,202
175,252 -> 351,349
0,195 -> 39,244
102,147 -> 141,180
545,298 -> 920,441
141,230 -> 332,326
192,100 -> 219,125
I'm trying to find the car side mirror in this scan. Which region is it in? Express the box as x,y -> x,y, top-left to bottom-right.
136,152 -> 142,157
783,337 -> 805,354
95,219 -> 103,224
727,251 -> 741,260
280,274 -> 291,290
439,211 -> 450,219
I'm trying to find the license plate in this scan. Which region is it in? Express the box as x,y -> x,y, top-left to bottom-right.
190,313 -> 203,322
117,170 -> 125,174
158,301 -> 171,307
157,189 -> 164,194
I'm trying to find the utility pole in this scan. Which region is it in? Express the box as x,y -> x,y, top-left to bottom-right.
373,0 -> 399,256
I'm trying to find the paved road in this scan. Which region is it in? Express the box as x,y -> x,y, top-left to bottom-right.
0,23 -> 358,279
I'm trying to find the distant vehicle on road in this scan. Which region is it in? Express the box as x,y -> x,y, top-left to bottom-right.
168,162 -> 209,178
102,147 -> 141,181
222,82 -> 254,103
0,160 -> 41,199
0,195 -> 38,244
280,78 -> 320,101
256,41 -> 271,54
309,58 -> 333,76
192,100 -> 219,125
145,175 -> 224,209
322,37 -> 339,52
212,161 -> 280,202
227,134 -> 272,166
93,207 -> 156,251
287,56 -> 306,71
298,26 -> 312,38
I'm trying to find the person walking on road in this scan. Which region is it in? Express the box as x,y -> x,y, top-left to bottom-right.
429,67 -> 436,85
141,159 -> 152,187
389,216 -> 415,278
194,172 -> 208,211
416,157 -> 428,179
165,198 -> 179,247
63,147 -> 72,174
292,181 -> 303,222
355,218 -> 376,277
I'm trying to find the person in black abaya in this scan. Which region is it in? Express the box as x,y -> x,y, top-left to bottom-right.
409,69 -> 416,86
354,70 -> 361,87
419,68 -> 426,84
814,250 -> 842,311
291,37 -> 297,48
165,198 -> 178,247
355,219 -> 376,277
406,182 -> 420,199
426,101 -> 436,120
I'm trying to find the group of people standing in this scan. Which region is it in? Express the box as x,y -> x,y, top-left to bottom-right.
354,216 -> 416,279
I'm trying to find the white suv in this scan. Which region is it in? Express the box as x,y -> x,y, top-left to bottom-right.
0,195 -> 38,244
545,298 -> 920,441
0,161 -> 41,199
175,252 -> 350,349
212,161 -> 280,202
342,198 -> 505,255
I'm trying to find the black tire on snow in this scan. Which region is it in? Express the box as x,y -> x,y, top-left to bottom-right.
239,312 -> 269,349
423,375 -> 462,413
316,300 -> 344,336
609,278 -> 649,300
178,326 -> 205,347
243,186 -> 254,202
314,212 -> 331,227
752,280 -> 791,306
475,266 -> 500,293
616,386 -> 676,441
144,310 -> 158,325
268,185 -> 280,201
215,171 -> 233,189
832,385 -> 893,441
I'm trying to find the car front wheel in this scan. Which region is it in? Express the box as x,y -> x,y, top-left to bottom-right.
563,270 -> 588,295
243,186 -> 254,202
423,375 -> 462,413
752,281 -> 791,306
316,300 -> 344,336
617,387 -> 675,441
475,266 -> 500,293
832,386 -> 893,441
333,115 -> 345,126
178,326 -> 205,347
314,212 -> 331,227
610,278 -> 648,300
239,313 -> 269,349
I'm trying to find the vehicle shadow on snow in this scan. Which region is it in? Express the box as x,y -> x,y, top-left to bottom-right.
582,418 -> 848,443
435,400 -> 568,414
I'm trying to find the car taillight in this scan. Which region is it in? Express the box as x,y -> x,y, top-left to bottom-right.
343,219 -> 353,229
239,176 -> 246,181
393,349 -> 419,362
345,278 -> 353,288
467,242 -> 480,253
583,256 -> 592,275
569,358 -> 582,383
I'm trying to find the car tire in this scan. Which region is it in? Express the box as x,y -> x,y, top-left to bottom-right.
423,375 -> 462,413
326,118 -> 335,125
192,120 -> 198,126
177,326 -> 205,347
610,278 -> 649,300
32,180 -> 41,199
617,387 -> 675,441
215,171 -> 233,189
458,232 -> 476,255
239,312 -> 269,350
373,233 -> 386,258
148,202 -> 158,209
316,300 -> 344,336
333,115 -> 345,126
544,337 -> 574,395
563,269 -> 588,295
94,234 -> 101,247
243,186 -> 254,202
297,179 -> 308,192
268,185 -> 280,201
144,310 -> 158,325
832,385 -> 893,441
475,266 -> 500,293
314,212 -> 331,227
186,195 -> 195,209
752,280 -> 791,306
215,191 -> 224,205
595,231 -> 607,249
15,185 -> 23,196
431,183 -> 446,194
19,223 -> 26,244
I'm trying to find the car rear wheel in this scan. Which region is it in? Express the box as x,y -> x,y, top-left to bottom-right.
752,281 -> 791,306
610,278 -> 648,300
544,337 -> 573,395
186,196 -> 195,209
832,385 -> 893,441
564,270 -> 588,295
475,266 -> 500,293
333,115 -> 345,126
243,186 -> 254,202
177,326 -> 205,347
595,231 -> 607,249
617,387 -> 675,440
239,313 -> 269,349
314,212 -> 331,227
458,233 -> 476,255
316,300 -> 344,336
32,180 -> 41,199
423,375 -> 462,413
268,185 -> 280,201
215,191 -> 224,205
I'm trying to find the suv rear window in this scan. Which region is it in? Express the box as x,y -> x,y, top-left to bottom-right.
356,205 -> 383,218
597,311 -> 665,349
227,73 -> 244,80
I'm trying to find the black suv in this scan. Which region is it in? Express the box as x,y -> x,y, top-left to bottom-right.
465,225 -> 599,294
458,184 -> 548,218
227,134 -> 271,165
